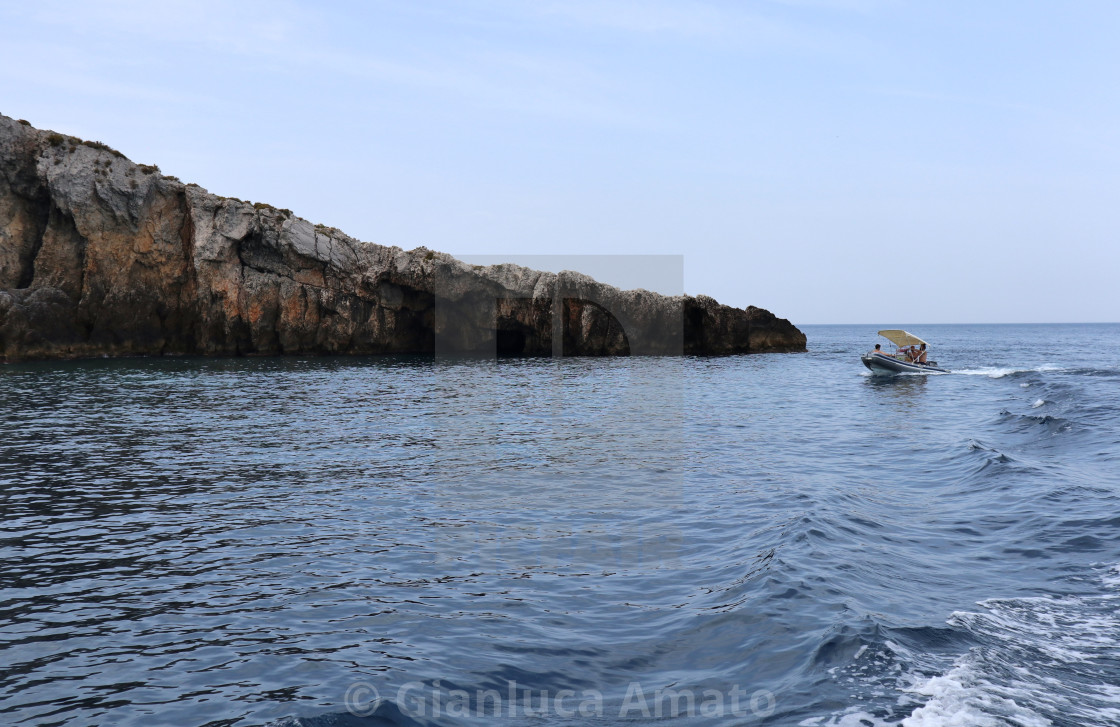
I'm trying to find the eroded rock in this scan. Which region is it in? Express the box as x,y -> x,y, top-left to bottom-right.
0,114 -> 806,362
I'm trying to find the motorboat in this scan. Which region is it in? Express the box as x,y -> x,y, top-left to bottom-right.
861,330 -> 949,374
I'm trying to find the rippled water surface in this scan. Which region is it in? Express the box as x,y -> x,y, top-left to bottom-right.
2,324 -> 1119,726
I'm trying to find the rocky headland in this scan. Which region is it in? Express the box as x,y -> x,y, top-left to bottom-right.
0,114 -> 805,362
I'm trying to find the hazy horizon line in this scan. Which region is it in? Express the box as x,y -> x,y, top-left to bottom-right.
799,321 -> 1120,326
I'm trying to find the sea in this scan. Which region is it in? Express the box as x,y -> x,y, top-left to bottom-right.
2,323 -> 1119,727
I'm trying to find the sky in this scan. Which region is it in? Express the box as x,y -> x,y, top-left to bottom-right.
2,0 -> 1118,324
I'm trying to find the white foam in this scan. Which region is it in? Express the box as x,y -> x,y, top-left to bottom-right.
801,708 -> 894,727
818,564 -> 1120,727
900,564 -> 1120,726
1031,399 -> 1046,408
900,661 -> 1050,727
953,367 -> 1025,378
954,365 -> 1063,379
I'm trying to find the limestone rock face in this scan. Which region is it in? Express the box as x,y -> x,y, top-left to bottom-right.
0,114 -> 806,362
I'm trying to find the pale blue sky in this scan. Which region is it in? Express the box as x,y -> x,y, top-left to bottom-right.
3,1 -> 1118,323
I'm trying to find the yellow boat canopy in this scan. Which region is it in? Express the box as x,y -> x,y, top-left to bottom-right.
878,329 -> 927,348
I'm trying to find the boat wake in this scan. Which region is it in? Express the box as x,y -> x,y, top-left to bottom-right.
952,365 -> 1064,379
901,571 -> 1120,726
811,565 -> 1120,727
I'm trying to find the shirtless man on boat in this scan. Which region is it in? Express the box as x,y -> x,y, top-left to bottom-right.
900,343 -> 929,364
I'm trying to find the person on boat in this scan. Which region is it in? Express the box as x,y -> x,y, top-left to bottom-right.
872,343 -> 885,355
899,344 -> 916,361
916,343 -> 928,364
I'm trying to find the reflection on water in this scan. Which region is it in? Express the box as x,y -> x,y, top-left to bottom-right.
863,372 -> 930,388
2,324 -> 1120,726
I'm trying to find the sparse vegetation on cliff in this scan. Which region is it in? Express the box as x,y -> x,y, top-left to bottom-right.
80,139 -> 125,158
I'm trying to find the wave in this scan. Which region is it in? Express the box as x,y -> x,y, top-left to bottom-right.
953,365 -> 1120,381
811,565 -> 1120,727
996,409 -> 1075,434
953,365 -> 1063,379
900,567 -> 1120,726
1066,367 -> 1120,379
270,698 -> 430,726
951,442 -> 1016,486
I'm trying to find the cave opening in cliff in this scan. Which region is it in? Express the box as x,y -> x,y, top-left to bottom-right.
562,298 -> 631,356
495,327 -> 528,356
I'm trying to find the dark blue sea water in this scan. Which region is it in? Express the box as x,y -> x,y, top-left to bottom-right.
2,323 -> 1119,726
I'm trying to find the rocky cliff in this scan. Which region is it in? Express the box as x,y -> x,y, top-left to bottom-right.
0,114 -> 805,362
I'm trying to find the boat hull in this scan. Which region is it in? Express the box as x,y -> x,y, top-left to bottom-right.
861,352 -> 949,375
